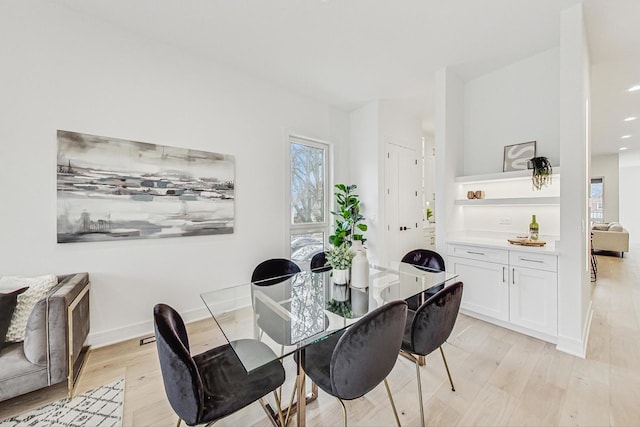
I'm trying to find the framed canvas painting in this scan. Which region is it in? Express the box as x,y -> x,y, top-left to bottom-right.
57,130 -> 235,243
503,141 -> 536,172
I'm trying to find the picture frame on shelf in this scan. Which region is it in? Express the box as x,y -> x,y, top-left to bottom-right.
503,141 -> 536,172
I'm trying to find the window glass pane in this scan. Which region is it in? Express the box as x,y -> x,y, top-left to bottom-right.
290,143 -> 325,224
590,178 -> 604,222
290,232 -> 324,263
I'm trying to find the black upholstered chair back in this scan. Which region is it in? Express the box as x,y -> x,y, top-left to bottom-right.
401,249 -> 445,271
330,300 -> 407,400
251,258 -> 301,286
410,281 -> 463,356
153,304 -> 203,426
310,251 -> 332,272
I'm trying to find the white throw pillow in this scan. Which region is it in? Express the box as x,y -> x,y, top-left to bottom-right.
0,275 -> 58,342
608,223 -> 624,232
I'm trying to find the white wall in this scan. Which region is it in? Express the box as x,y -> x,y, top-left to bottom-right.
349,100 -> 423,266
349,102 -> 379,263
619,151 -> 640,245
557,3 -> 592,357
464,48 -> 561,175
0,2 -> 349,346
591,154 -> 619,222
435,68 -> 466,252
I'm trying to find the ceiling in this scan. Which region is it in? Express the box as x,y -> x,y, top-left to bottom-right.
52,0 -> 640,155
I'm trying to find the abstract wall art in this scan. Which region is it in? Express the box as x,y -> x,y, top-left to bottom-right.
503,141 -> 536,172
57,130 -> 235,243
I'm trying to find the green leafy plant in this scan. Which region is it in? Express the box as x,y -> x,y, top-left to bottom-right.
327,299 -> 352,318
426,208 -> 433,221
530,157 -> 553,190
329,184 -> 368,247
325,244 -> 354,269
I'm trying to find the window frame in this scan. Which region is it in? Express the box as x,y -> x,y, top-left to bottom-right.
285,134 -> 332,261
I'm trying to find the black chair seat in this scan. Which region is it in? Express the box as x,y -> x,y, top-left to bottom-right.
153,304 -> 286,426
195,340 -> 285,422
294,331 -> 344,395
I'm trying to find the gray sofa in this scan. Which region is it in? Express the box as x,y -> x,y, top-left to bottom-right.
0,273 -> 90,402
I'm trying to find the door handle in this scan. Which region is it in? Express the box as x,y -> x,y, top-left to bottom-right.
467,251 -> 485,256
512,268 -> 516,285
502,266 -> 506,283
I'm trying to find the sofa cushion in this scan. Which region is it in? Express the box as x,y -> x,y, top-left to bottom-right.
592,223 -> 609,231
0,342 -> 49,402
608,223 -> 624,232
0,287 -> 28,350
0,275 -> 58,342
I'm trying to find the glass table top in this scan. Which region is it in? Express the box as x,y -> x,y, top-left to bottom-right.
200,262 -> 458,372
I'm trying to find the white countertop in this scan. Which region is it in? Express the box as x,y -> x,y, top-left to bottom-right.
447,236 -> 559,255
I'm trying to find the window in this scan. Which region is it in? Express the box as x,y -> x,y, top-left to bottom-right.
289,137 -> 329,265
590,177 -> 604,222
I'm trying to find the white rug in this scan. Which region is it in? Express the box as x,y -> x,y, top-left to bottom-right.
2,379 -> 124,427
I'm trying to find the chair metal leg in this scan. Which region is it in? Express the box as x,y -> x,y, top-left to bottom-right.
176,418 -> 181,427
383,378 -> 401,427
414,358 -> 426,427
259,396 -> 282,427
336,397 -> 348,427
439,346 -> 455,392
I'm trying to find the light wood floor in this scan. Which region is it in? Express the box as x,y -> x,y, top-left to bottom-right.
1,250 -> 639,426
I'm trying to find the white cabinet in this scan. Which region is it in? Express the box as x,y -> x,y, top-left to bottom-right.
423,224 -> 436,249
449,255 -> 509,321
448,244 -> 558,341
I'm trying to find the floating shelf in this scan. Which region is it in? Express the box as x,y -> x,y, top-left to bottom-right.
455,197 -> 561,206
456,167 -> 561,184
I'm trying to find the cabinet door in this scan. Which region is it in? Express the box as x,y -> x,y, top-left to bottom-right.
449,256 -> 509,322
509,266 -> 558,336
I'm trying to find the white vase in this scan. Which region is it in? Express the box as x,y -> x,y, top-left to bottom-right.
350,241 -> 369,289
333,268 -> 349,285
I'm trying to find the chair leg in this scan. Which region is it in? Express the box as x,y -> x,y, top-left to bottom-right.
439,346 -> 455,392
336,397 -> 348,427
414,358 -> 426,427
383,378 -> 401,427
258,396 -> 283,427
176,418 -> 181,427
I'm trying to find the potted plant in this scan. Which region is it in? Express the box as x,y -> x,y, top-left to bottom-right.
329,184 -> 368,247
325,244 -> 354,285
529,157 -> 553,190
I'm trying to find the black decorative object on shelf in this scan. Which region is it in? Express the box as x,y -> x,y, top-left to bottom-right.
528,157 -> 553,190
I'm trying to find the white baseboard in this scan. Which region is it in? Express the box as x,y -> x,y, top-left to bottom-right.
556,301 -> 593,358
87,306 -> 211,349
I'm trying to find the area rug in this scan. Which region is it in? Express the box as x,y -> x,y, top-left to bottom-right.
2,378 -> 124,427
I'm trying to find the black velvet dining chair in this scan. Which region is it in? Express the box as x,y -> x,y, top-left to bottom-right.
401,281 -> 464,427
251,258 -> 302,348
251,258 -> 301,286
153,304 -> 286,427
310,251 -> 331,272
401,248 -> 446,310
296,300 -> 408,427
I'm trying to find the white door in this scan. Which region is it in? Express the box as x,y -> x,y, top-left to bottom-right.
509,266 -> 558,336
449,256 -> 509,322
385,142 -> 422,265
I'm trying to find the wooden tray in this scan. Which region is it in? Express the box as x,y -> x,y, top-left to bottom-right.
507,239 -> 546,247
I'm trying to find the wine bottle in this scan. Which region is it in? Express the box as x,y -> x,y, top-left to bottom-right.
529,215 -> 539,241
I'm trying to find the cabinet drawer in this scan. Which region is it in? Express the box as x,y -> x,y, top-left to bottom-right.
509,251 -> 557,272
447,244 -> 509,264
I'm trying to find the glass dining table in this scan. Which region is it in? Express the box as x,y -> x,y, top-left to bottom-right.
200,262 -> 458,427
